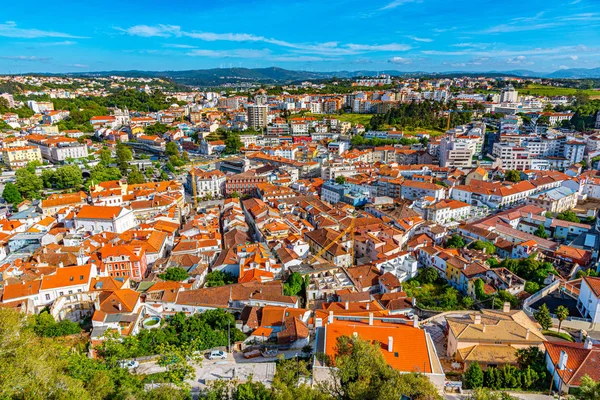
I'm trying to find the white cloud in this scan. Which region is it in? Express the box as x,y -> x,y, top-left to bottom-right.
67,63 -> 88,68
558,65 -> 570,69
164,43 -> 197,49
506,55 -> 534,65
186,48 -> 271,58
408,36 -> 432,43
422,45 -> 591,58
482,12 -> 600,33
1,55 -> 51,61
121,25 -> 411,56
388,56 -> 413,64
0,21 -> 88,39
570,55 -> 579,60
379,0 -> 419,11
119,24 -> 181,37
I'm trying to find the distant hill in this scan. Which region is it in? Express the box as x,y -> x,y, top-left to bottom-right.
14,66 -> 600,86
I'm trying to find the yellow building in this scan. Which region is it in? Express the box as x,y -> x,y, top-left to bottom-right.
2,146 -> 43,170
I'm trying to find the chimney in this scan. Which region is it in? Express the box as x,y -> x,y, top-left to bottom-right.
482,324 -> 486,332
413,314 -> 419,328
412,297 -> 417,307
558,350 -> 568,370
584,336 -> 593,350
118,302 -> 122,311
474,314 -> 482,325
328,311 -> 334,324
366,303 -> 370,310
345,300 -> 349,310
369,312 -> 374,326
525,328 -> 530,340
388,336 -> 394,353
503,302 -> 511,313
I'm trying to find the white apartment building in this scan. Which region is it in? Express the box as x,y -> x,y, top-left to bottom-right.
439,135 -> 479,168
247,105 -> 268,130
400,180 -> 445,201
187,169 -> 226,198
74,206 -> 136,234
425,200 -> 471,225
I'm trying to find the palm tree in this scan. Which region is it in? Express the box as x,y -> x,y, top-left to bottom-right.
555,305 -> 569,333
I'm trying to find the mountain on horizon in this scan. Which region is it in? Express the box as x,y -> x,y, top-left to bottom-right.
16,66 -> 600,86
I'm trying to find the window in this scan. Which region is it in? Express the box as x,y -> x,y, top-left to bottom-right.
45,294 -> 50,301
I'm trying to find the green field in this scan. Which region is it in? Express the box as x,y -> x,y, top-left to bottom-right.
521,84 -> 600,98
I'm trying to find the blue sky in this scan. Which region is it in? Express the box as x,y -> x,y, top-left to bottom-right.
0,0 -> 599,74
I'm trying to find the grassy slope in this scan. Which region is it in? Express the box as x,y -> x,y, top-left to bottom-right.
521,84 -> 600,98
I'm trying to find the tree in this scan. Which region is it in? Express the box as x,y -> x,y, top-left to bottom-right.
127,168 -> 146,184
417,267 -> 439,284
335,176 -> 347,184
15,167 -> 43,199
159,267 -> 189,282
116,142 -> 132,164
156,343 -> 195,385
534,224 -> 548,239
283,272 -> 305,296
205,270 -> 236,287
224,133 -> 243,154
556,210 -> 580,223
230,191 -> 240,198
464,363 -> 484,389
471,240 -> 496,254
445,234 -> 465,249
504,170 -> 521,183
578,375 -> 600,400
525,281 -> 540,294
2,182 -> 23,205
555,305 -> 569,333
165,141 -> 180,157
534,304 -> 552,330
99,148 -> 112,165
321,335 -> 441,400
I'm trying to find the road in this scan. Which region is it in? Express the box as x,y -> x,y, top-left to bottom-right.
444,392 -> 554,400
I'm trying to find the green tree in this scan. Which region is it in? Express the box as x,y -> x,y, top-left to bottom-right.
205,270 -> 236,287
335,176 -> 347,185
445,235 -> 465,249
230,191 -> 240,198
471,240 -> 496,254
283,272 -> 305,296
321,335 -> 441,400
504,170 -> 521,183
156,343 -> 195,385
533,224 -> 548,239
116,142 -> 133,164
417,267 -> 439,284
2,182 -> 23,205
555,305 -> 569,333
127,167 -> 146,184
578,375 -> 600,400
524,281 -> 540,294
534,304 -> 552,330
15,167 -> 43,199
159,267 -> 189,282
224,133 -> 243,154
464,363 -> 484,389
165,141 -> 180,157
99,148 -> 112,165
235,380 -> 272,400
556,210 -> 580,223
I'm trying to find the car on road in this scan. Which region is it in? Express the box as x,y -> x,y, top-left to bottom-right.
207,350 -> 227,360
118,360 -> 139,370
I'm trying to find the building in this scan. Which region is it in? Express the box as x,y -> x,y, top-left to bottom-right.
26,135 -> 88,163
576,276 -> 600,324
101,243 -> 148,281
225,170 -> 268,196
74,206 -> 136,234
400,180 -> 445,201
500,85 -> 518,103
1,146 -> 43,170
314,315 -> 445,387
544,340 -> 600,395
446,306 -> 545,370
187,169 -> 226,198
247,105 -> 268,130
424,200 -> 471,225
526,187 -> 578,214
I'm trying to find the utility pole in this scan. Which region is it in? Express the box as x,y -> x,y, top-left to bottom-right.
228,320 -> 231,353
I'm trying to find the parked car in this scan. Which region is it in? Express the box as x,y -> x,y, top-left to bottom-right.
208,350 -> 227,360
118,360 -> 139,370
